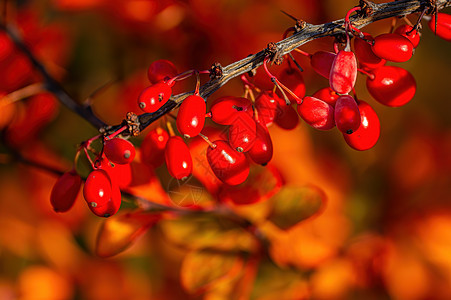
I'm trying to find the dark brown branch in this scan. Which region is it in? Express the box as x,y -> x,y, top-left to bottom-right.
119,0 -> 451,135
0,25 -> 107,130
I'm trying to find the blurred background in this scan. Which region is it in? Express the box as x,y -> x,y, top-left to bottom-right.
0,0 -> 450,299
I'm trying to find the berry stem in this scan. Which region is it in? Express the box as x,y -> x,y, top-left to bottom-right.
105,125 -> 127,140
198,133 -> 216,148
294,48 -> 311,58
166,121 -> 175,137
358,68 -> 375,79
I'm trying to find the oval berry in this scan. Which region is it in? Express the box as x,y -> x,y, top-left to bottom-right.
394,25 -> 420,48
353,33 -> 386,71
50,170 -> 82,212
228,112 -> 257,152
147,59 -> 178,84
207,140 -> 250,185
343,100 -> 380,151
274,103 -> 299,130
297,96 -> 335,130
104,138 -> 135,165
428,13 -> 451,42
277,67 -> 306,100
334,95 -> 361,134
176,94 -> 206,138
254,91 -> 280,126
312,87 -> 339,107
372,33 -> 413,63
310,51 -> 336,78
366,66 -> 416,107
89,183 -> 121,218
248,121 -> 273,166
329,50 -> 357,94
138,81 -> 172,113
0,32 -> 13,60
98,158 -> 133,189
140,127 -> 169,167
165,136 -> 192,179
210,96 -> 253,125
83,169 -> 112,208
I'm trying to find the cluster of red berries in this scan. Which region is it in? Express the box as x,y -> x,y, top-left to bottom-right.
49,10 -> 451,217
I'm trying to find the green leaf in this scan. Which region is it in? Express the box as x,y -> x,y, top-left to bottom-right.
268,185 -> 326,230
95,210 -> 161,258
159,214 -> 258,252
180,250 -> 243,294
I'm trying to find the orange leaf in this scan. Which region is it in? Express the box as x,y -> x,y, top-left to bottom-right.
268,185 -> 326,230
95,210 -> 161,258
180,250 -> 243,294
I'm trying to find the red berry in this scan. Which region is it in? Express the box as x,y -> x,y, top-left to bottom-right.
147,59 -> 178,84
140,127 -> 169,167
228,112 -> 257,152
165,136 -> 192,179
274,102 -> 299,130
428,13 -> 451,42
50,170 -> 82,212
329,50 -> 357,94
277,67 -> 306,100
343,100 -> 380,151
353,33 -> 386,71
310,51 -> 336,78
207,140 -> 249,185
248,121 -> 273,165
312,87 -> 339,107
254,91 -> 281,126
366,66 -> 416,107
297,96 -> 335,130
0,32 -> 13,60
83,169 -> 112,208
334,95 -> 361,134
176,94 -> 206,138
104,138 -> 135,165
98,157 -> 133,189
371,33 -> 414,62
138,81 -> 172,113
394,25 -> 421,48
210,96 -> 253,125
88,183 -> 121,218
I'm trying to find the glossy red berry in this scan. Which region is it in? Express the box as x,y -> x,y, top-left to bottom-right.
334,95 -> 361,134
248,121 -> 273,165
98,157 -> 132,189
138,81 -> 172,113
83,169 -> 112,208
310,51 -> 336,78
228,112 -> 257,152
103,138 -> 135,165
88,183 -> 121,218
147,59 -> 178,84
428,13 -> 451,42
210,96 -> 253,125
207,140 -> 250,185
353,33 -> 386,71
274,102 -> 299,130
277,67 -> 306,100
394,25 -> 420,48
372,33 -> 414,62
297,96 -> 335,130
165,136 -> 192,179
50,170 -> 82,212
343,100 -> 380,151
176,94 -> 206,138
140,127 -> 169,167
366,66 -> 416,107
329,50 -> 357,94
254,91 -> 281,126
312,87 -> 339,107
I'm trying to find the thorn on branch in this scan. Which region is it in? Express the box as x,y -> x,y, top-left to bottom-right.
209,62 -> 223,80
